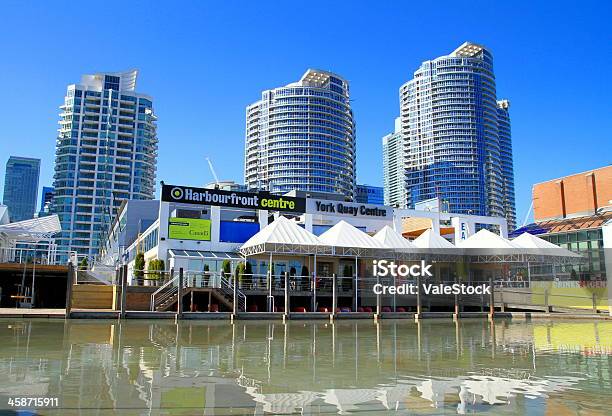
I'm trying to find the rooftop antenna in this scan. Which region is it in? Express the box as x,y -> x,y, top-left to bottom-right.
206,157 -> 220,188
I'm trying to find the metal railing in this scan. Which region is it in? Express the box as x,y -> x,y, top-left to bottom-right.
0,246 -> 78,266
150,274 -> 180,311
236,273 -> 358,293
220,274 -> 247,313
149,270 -> 247,312
131,270 -> 173,287
496,286 -> 602,313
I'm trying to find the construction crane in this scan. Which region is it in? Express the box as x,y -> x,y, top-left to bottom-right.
521,200 -> 534,228
206,157 -> 220,188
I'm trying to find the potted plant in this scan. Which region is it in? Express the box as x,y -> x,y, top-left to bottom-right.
235,263 -> 246,288
147,259 -> 165,286
79,257 -> 89,270
134,253 -> 145,285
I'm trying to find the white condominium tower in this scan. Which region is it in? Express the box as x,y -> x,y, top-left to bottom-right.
53,70 -> 158,259
244,69 -> 356,198
399,42 -> 516,230
382,117 -> 406,207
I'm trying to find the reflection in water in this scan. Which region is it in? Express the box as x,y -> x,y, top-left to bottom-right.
0,318 -> 611,415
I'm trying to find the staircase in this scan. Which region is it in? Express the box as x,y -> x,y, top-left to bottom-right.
150,272 -> 246,312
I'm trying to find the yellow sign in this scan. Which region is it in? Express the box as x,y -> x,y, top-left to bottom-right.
168,218 -> 211,241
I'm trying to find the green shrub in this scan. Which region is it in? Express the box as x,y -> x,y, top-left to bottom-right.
221,259 -> 231,278
235,263 -> 246,284
134,253 -> 145,278
147,258 -> 165,279
79,257 -> 89,270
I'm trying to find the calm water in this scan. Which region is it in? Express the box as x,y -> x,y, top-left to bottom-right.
0,318 -> 611,415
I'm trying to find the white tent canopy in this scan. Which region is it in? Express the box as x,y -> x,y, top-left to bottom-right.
0,214 -> 61,242
239,216 -> 325,255
238,217 -> 582,264
319,221 -> 386,249
457,228 -> 522,249
512,232 -> 582,258
373,225 -> 416,249
412,229 -> 455,249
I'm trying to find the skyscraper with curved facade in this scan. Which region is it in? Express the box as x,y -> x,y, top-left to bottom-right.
399,42 -> 516,229
53,70 -> 157,259
244,69 -> 356,198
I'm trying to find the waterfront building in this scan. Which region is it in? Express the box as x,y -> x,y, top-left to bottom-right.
382,117 -> 406,207
2,156 -> 40,222
53,70 -> 157,259
532,165 -> 611,222
104,182 -> 510,283
38,186 -> 54,217
244,69 -> 356,199
355,184 -> 384,205
512,165 -> 612,281
95,180 -> 596,314
97,199 -> 160,267
399,42 -> 516,230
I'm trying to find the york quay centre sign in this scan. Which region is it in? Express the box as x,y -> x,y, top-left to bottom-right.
307,199 -> 391,218
162,184 -> 306,213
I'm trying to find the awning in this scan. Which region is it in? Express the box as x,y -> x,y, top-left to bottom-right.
168,249 -> 243,260
0,214 -> 61,242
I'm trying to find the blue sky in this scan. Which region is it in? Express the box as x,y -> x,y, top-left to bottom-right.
0,0 -> 610,224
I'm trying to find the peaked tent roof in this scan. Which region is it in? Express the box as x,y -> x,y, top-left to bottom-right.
240,216 -> 322,251
457,229 -> 521,249
412,229 -> 455,249
318,220 -> 386,249
0,214 -> 61,242
512,232 -> 582,258
373,225 -> 416,249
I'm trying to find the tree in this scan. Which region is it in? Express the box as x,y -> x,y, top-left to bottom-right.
235,263 -> 246,287
245,262 -> 253,276
79,257 -> 89,270
134,253 -> 145,278
221,259 -> 231,278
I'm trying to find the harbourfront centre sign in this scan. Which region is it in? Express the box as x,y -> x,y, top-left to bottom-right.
161,184 -> 306,213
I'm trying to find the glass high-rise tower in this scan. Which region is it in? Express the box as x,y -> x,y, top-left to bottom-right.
244,69 -> 356,198
53,70 -> 157,259
399,42 -> 516,229
382,117 -> 406,207
3,156 -> 40,222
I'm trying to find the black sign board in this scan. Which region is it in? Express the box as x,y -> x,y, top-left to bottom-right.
161,184 -> 306,213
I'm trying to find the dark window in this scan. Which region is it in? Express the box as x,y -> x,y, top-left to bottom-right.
104,75 -> 120,91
